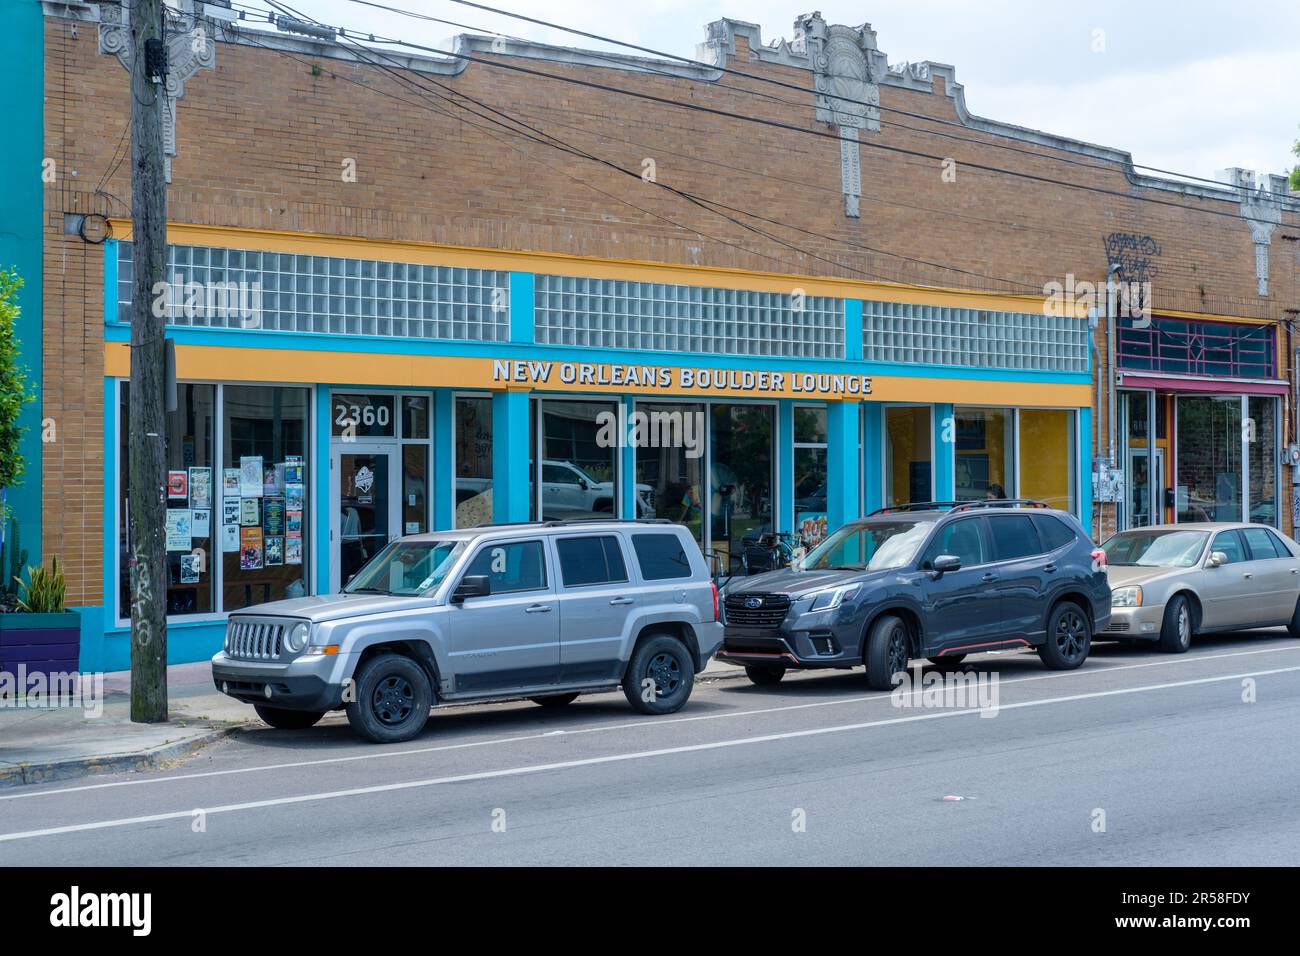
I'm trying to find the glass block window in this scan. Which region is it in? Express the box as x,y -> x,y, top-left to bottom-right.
116,241 -> 509,342
534,275 -> 845,359
1117,315 -> 1276,379
861,301 -> 1089,372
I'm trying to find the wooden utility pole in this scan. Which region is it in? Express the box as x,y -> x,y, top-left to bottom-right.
128,0 -> 169,723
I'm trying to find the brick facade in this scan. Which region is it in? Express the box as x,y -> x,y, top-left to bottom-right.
38,7 -> 1300,606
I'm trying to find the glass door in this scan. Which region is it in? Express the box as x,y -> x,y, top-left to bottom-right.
332,444 -> 401,591
1175,396 -> 1242,523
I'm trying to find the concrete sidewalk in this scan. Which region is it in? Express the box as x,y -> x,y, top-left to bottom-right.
0,658 -> 747,787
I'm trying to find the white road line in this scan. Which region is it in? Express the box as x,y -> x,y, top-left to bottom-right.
4,642 -> 1297,802
2,663 -> 1297,844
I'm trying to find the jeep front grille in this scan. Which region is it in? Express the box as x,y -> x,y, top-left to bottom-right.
226,618 -> 286,660
724,593 -> 792,629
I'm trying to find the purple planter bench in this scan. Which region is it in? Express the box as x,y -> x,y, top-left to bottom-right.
0,612 -> 81,680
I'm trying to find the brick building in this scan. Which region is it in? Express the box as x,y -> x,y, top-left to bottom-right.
5,1 -> 1299,669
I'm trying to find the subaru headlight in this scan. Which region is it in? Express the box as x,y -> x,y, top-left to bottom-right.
284,621 -> 311,653
1111,586 -> 1142,608
808,583 -> 862,612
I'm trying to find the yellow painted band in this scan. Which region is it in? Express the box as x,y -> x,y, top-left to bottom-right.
103,342 -> 1092,407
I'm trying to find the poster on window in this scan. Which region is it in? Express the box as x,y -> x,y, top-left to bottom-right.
239,456 -> 263,497
191,509 -> 211,538
285,483 -> 305,512
284,456 -> 304,485
240,497 -> 260,526
240,526 -> 264,570
222,523 -> 240,552
265,535 -> 284,566
285,533 -> 303,565
167,471 -> 188,500
264,463 -> 285,498
223,468 -> 241,496
263,497 -> 286,536
180,553 -> 201,584
797,512 -> 828,549
222,499 -> 240,527
286,510 -> 303,534
188,467 -> 212,510
165,509 -> 193,551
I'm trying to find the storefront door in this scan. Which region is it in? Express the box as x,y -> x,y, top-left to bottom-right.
331,443 -> 402,591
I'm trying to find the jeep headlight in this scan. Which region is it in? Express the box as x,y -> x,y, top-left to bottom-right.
1111,586 -> 1143,608
808,583 -> 861,612
284,621 -> 311,653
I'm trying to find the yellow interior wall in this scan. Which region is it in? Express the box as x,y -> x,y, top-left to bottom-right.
886,406 -> 931,504
1019,408 -> 1073,509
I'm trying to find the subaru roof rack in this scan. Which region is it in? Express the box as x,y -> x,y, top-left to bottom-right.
867,498 -> 1050,517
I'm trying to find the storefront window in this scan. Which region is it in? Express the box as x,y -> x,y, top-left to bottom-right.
884,405 -> 932,508
793,406 -> 828,549
537,400 -> 619,521
1019,409 -> 1076,512
634,403 -> 705,546
711,404 -> 774,573
454,396 -> 493,528
1248,397 -> 1279,526
221,385 -> 310,610
1176,396 -> 1241,522
954,407 -> 1013,501
117,383 -> 217,619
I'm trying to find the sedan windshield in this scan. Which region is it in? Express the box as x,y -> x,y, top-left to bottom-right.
1102,529 -> 1208,568
804,520 -> 935,572
344,540 -> 465,596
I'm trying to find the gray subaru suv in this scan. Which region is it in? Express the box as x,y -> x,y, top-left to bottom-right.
211,519 -> 722,742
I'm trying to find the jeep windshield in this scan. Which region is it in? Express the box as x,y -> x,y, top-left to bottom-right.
804,519 -> 935,572
1101,529 -> 1208,568
344,540 -> 466,596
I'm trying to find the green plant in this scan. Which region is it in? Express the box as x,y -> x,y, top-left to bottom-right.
0,268 -> 37,530
14,556 -> 67,614
1291,131 -> 1300,192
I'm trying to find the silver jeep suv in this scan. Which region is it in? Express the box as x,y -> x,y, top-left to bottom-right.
211,519 -> 722,742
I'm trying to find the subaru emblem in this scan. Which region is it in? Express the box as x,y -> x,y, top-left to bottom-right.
744,596 -> 763,610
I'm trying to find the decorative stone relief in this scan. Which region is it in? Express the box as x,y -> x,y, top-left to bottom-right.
1220,168 -> 1287,297
99,0 -> 217,182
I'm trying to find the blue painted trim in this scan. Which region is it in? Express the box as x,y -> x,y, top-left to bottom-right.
434,389 -> 455,529
314,384 -> 332,595
102,323 -> 1091,387
844,300 -> 863,361
1078,407 -> 1093,535
825,403 -> 861,530
491,391 -> 531,522
102,378 -> 118,642
861,403 -> 883,513
619,396 -> 636,520
0,0 -> 44,574
104,239 -> 118,322
509,272 -> 535,344
777,401 -> 794,533
934,404 -> 955,501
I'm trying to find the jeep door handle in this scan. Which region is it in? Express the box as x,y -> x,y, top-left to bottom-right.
525,604 -> 552,613
609,597 -> 635,606
1290,568 -> 1298,574
1242,573 -> 1253,580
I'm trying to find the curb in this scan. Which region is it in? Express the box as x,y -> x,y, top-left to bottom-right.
0,724 -> 244,789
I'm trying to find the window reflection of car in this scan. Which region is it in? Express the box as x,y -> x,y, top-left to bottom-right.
541,459 -> 655,517
455,476 -> 492,505
793,483 -> 827,513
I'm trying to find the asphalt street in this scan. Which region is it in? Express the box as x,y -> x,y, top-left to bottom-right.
3,632 -> 1299,866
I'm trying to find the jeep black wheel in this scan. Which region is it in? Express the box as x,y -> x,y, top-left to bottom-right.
253,705 -> 324,730
1158,594 -> 1194,653
744,665 -> 786,686
865,614 -> 910,691
1037,602 -> 1091,670
530,692 -> 580,708
345,653 -> 433,743
623,634 -> 695,715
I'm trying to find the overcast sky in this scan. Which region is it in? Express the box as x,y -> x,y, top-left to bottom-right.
283,0 -> 1300,182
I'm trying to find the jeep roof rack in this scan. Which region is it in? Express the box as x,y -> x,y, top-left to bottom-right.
867,498 -> 1050,517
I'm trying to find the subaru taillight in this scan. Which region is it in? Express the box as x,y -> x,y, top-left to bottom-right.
1090,548 -> 1108,570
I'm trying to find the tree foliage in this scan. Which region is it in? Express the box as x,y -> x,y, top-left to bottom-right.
0,268 -> 37,513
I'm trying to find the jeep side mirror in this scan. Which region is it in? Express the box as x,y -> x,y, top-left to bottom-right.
452,575 -> 491,603
931,554 -> 962,577
1206,551 -> 1228,568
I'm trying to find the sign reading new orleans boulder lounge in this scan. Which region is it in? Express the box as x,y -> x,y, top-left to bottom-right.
490,359 -> 872,399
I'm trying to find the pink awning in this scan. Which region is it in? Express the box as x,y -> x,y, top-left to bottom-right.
1116,374 -> 1289,396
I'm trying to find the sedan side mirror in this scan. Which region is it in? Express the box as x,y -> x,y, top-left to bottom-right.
931,554 -> 962,577
452,574 -> 491,603
1206,551 -> 1229,568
